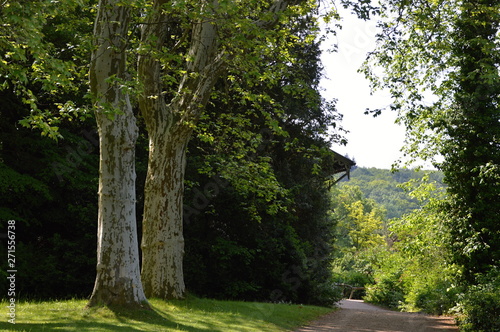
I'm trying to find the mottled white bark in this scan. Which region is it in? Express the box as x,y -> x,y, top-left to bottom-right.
88,0 -> 147,308
138,0 -> 224,299
140,130 -> 189,299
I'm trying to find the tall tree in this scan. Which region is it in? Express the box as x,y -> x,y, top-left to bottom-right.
444,0 -> 500,281
87,0 -> 147,307
137,0 -> 317,299
137,0 -> 224,298
83,0 -> 322,303
362,0 -> 499,281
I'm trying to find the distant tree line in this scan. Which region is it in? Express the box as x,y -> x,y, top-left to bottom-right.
341,167 -> 444,220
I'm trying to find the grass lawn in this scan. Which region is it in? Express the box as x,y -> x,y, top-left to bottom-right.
0,296 -> 334,331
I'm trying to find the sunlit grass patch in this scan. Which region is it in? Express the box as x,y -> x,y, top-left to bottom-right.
0,296 -> 333,331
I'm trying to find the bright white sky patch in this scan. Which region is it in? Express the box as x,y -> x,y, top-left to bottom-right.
320,10 -> 407,169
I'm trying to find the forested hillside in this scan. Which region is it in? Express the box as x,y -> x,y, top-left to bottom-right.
341,167 -> 444,219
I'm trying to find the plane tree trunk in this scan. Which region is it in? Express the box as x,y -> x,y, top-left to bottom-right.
138,0 -> 224,299
87,0 -> 147,308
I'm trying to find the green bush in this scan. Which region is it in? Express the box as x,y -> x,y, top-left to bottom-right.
343,270 -> 372,287
311,280 -> 344,305
364,271 -> 405,309
412,280 -> 458,315
455,270 -> 500,332
332,270 -> 371,299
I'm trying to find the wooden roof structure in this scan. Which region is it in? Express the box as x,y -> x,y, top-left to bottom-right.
329,150 -> 356,184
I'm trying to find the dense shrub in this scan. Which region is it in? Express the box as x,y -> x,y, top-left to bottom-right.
411,280 -> 458,315
454,269 -> 500,332
183,171 -> 338,306
311,280 -> 344,305
364,270 -> 405,309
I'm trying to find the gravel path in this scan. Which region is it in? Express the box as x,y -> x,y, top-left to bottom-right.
293,300 -> 459,332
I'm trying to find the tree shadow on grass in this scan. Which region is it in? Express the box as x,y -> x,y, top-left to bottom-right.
0,321 -> 147,331
0,302 -> 217,332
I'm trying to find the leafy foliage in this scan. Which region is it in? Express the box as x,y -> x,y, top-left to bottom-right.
334,169 -> 459,314
364,264 -> 405,309
454,268 -> 500,332
0,0 -> 93,139
441,1 -> 500,283
183,15 -> 343,305
330,182 -> 388,299
364,0 -> 499,276
0,0 -> 96,299
384,180 -> 458,314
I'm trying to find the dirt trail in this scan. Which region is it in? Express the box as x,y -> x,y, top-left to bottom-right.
293,299 -> 459,332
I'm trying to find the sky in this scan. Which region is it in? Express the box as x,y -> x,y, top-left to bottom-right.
320,11 -> 407,169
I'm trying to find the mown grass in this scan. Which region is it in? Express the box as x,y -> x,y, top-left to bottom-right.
0,296 -> 334,331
